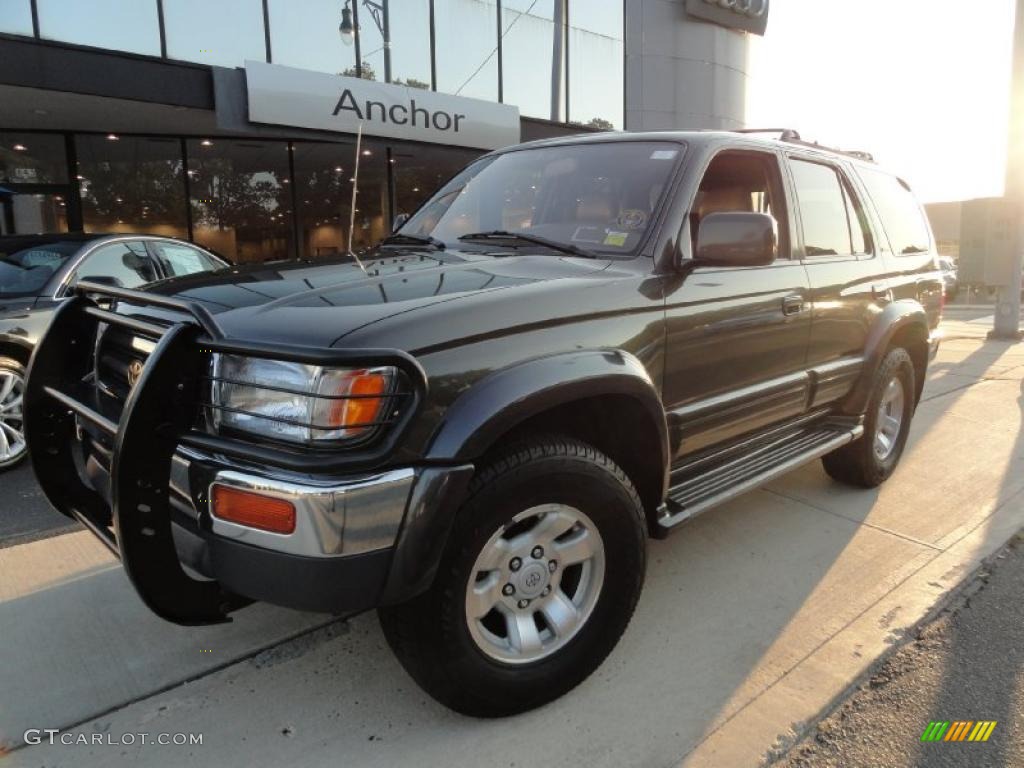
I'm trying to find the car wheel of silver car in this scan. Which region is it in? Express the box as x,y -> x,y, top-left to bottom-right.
822,347 -> 916,488
0,357 -> 27,471
379,435 -> 646,717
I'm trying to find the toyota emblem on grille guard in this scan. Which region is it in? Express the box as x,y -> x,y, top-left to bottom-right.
127,360 -> 145,389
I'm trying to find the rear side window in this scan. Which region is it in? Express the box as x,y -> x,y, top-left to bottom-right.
857,168 -> 931,255
790,159 -> 870,258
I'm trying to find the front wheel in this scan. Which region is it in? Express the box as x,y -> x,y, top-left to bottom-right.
0,356 -> 27,471
823,347 -> 915,488
379,436 -> 647,717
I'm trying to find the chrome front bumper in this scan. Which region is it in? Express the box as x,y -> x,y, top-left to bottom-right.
169,451 -> 416,559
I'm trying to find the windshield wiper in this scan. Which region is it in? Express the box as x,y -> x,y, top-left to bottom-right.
458,230 -> 598,259
381,232 -> 446,250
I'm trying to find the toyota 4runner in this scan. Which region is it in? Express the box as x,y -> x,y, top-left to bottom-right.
25,130 -> 942,716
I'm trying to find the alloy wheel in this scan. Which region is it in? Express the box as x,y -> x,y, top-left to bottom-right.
873,375 -> 905,461
0,368 -> 26,467
465,504 -> 605,665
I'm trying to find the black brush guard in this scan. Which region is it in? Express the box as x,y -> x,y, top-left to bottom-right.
24,281 -> 426,626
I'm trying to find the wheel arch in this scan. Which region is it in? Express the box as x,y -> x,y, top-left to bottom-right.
425,350 -> 670,531
841,302 -> 930,415
0,337 -> 32,368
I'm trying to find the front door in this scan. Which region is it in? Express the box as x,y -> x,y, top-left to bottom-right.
663,149 -> 812,461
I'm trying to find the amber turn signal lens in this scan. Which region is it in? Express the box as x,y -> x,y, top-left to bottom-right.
328,370 -> 389,434
211,485 -> 296,534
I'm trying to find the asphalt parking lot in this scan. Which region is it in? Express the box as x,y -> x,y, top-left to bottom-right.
3,309 -> 1024,767
0,463 -> 74,548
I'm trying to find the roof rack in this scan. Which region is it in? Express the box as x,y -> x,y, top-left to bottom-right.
732,128 -> 876,163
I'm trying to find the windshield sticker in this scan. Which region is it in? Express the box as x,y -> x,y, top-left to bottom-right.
650,150 -> 678,160
617,209 -> 648,230
571,226 -> 605,244
603,231 -> 629,247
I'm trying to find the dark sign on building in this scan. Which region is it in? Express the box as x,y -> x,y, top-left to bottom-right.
685,0 -> 770,36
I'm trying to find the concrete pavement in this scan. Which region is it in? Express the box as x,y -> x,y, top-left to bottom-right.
779,533 -> 1024,768
3,322 -> 1024,767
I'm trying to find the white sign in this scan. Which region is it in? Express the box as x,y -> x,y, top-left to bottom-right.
245,61 -> 520,150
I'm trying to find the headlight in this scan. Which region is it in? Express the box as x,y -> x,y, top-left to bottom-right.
209,354 -> 396,444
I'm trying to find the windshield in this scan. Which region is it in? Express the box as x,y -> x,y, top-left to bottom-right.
400,141 -> 684,256
0,240 -> 80,297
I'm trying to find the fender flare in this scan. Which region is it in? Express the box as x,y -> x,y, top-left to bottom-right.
841,300 -> 930,415
0,332 -> 34,365
426,349 -> 669,484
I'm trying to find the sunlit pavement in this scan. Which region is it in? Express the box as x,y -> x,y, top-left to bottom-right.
4,320 -> 1024,767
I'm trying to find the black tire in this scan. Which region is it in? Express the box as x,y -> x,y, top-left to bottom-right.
822,347 -> 915,488
378,435 -> 647,717
0,356 -> 27,472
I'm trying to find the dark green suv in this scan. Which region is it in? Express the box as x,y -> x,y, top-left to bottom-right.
25,130 -> 942,716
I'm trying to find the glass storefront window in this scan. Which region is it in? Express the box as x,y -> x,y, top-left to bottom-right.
36,0 -> 161,56
502,0 -> 561,120
434,0 -> 499,102
187,139 -> 294,263
568,4 -> 624,129
0,194 -> 68,236
268,0 -> 358,76
76,135 -> 188,238
392,144 -> 481,221
0,0 -> 34,36
0,133 -> 68,185
390,1 -> 432,89
163,0 -> 267,68
292,140 -> 387,257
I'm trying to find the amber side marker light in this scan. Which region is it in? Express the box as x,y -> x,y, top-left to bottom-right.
212,485 -> 296,534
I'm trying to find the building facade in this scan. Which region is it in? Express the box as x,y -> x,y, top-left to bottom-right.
0,0 -> 765,262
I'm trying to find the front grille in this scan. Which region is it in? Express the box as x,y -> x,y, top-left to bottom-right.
95,323 -> 158,402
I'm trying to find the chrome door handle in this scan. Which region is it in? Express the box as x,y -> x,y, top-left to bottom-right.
782,295 -> 805,316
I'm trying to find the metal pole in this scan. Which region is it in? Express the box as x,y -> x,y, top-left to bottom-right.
993,0 -> 1024,340
382,0 -> 392,83
550,0 -> 565,122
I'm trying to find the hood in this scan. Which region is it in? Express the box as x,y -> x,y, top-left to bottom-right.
0,296 -> 38,315
145,247 -> 611,349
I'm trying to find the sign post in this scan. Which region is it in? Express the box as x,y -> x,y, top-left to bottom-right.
992,0 -> 1024,340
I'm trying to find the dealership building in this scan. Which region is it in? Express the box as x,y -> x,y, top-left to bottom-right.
0,0 -> 766,262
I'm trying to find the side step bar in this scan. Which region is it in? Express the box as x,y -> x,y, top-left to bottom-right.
657,423 -> 864,531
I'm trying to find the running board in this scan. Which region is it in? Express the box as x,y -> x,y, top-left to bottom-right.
658,423 -> 864,531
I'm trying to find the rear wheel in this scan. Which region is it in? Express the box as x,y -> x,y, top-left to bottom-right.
379,435 -> 647,717
823,347 -> 915,487
0,357 -> 27,471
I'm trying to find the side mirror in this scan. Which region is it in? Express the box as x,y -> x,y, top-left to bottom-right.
694,212 -> 777,267
392,213 -> 410,232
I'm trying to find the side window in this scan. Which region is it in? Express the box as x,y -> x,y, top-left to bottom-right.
74,242 -> 157,289
790,159 -> 869,258
150,242 -> 222,277
856,168 -> 932,255
690,150 -> 786,257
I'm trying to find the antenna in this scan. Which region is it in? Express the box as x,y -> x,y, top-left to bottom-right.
346,122 -> 368,275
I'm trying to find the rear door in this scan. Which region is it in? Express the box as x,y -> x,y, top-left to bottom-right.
662,147 -> 812,460
853,167 -> 943,327
784,154 -> 880,408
